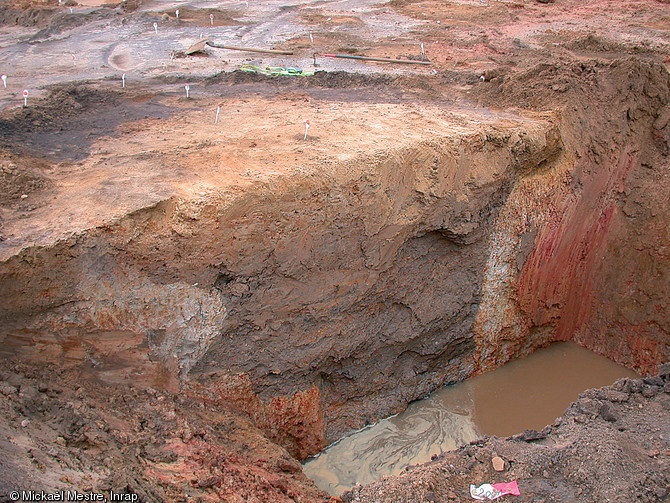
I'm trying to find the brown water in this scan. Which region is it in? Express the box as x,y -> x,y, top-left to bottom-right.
303,342 -> 639,495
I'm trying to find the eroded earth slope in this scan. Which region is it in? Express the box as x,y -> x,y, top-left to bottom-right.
0,0 -> 669,501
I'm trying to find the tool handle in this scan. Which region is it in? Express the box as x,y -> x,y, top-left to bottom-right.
206,42 -> 293,55
318,53 -> 431,65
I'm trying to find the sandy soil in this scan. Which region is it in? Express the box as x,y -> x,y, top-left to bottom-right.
0,82 -> 553,261
1,0 -> 669,258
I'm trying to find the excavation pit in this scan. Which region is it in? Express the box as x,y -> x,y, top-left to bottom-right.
303,342 -> 640,495
1,0 -> 669,501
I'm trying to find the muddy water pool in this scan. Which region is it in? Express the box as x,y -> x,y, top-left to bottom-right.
303,342 -> 639,495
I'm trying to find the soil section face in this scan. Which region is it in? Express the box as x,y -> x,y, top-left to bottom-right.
0,0 -> 669,501
0,82 -> 563,453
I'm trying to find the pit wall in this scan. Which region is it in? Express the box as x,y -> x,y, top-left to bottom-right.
0,59 -> 668,461
0,115 -> 561,457
475,59 -> 670,376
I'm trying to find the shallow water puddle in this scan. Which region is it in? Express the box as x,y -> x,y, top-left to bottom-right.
304,342 -> 639,495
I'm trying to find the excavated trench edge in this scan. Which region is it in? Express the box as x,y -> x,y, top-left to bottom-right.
0,58 -> 668,500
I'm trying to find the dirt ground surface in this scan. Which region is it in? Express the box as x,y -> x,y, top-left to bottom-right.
1,0 -> 670,502
0,360 -> 329,503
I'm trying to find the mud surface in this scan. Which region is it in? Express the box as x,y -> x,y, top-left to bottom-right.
304,342 -> 640,495
0,0 -> 669,501
349,365 -> 670,503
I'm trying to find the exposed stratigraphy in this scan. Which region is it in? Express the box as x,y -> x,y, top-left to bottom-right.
474,59 -> 670,378
0,0 -> 669,501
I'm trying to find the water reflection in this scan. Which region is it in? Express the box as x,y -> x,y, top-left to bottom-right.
304,342 -> 639,495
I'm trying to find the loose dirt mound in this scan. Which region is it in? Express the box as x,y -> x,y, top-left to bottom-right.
0,85 -> 120,134
0,361 -> 328,502
29,8 -> 117,41
0,151 -> 51,206
205,70 -> 396,89
0,4 -> 56,27
0,84 -> 171,161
